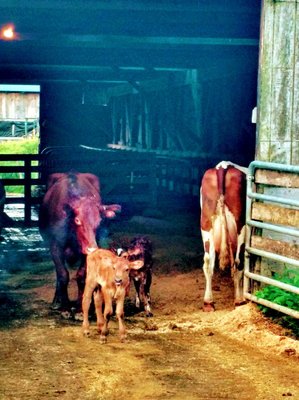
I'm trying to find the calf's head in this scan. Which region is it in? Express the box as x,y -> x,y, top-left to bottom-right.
87,249 -> 143,287
112,253 -> 144,287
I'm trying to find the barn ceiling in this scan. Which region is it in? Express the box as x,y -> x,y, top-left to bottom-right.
0,1 -> 261,89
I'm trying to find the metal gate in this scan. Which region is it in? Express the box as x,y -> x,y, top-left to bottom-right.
244,161 -> 299,319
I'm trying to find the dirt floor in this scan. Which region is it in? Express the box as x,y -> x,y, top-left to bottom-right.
0,207 -> 298,400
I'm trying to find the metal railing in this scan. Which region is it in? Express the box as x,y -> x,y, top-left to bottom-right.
244,161 -> 299,319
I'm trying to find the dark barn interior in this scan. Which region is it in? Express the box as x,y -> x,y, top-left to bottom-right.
0,0 -> 261,215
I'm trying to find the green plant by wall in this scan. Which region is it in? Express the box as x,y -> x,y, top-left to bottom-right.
256,269 -> 299,338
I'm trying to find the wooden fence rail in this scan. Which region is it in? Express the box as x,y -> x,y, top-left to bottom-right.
0,150 -> 208,226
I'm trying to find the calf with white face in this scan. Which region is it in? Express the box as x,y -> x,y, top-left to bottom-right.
82,249 -> 143,343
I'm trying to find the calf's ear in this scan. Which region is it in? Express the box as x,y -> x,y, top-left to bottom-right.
129,260 -> 144,270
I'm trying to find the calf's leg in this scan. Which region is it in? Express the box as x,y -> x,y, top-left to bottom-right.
115,293 -> 126,342
93,289 -> 105,334
100,292 -> 113,343
141,271 -> 153,317
82,281 -> 97,336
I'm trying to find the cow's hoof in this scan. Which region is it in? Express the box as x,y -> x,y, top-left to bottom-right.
100,336 -> 107,344
203,302 -> 215,312
146,312 -> 153,318
51,299 -> 70,311
61,310 -> 72,319
120,335 -> 127,343
73,312 -> 84,321
234,300 -> 247,307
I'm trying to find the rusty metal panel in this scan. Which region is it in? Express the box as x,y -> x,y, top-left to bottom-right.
255,168 -> 299,187
251,235 -> 299,260
251,202 -> 299,227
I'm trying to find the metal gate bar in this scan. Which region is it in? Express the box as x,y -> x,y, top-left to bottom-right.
244,161 -> 299,319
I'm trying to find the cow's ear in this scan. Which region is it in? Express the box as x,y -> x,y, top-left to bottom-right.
100,204 -> 121,219
129,260 -> 144,270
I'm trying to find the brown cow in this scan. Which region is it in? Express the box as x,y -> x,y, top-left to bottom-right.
39,172 -> 120,311
82,248 -> 143,343
200,161 -> 247,311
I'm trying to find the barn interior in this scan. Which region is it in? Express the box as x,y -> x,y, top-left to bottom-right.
0,1 -> 261,207
0,1 -> 261,241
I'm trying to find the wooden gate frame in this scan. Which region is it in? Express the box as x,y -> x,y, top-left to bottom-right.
244,161 -> 299,319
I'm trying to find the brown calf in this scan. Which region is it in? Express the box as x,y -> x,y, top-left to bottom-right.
82,248 -> 143,343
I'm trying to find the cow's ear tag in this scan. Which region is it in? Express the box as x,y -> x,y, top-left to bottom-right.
74,217 -> 82,226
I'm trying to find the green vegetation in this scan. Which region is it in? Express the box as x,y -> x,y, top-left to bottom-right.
256,269 -> 299,338
0,137 -> 39,155
0,137 -> 39,194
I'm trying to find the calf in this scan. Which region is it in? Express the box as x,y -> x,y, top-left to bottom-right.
82,248 -> 143,343
200,161 -> 247,311
127,236 -> 154,317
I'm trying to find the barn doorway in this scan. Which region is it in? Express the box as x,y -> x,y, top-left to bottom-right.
0,84 -> 40,151
0,84 -> 40,221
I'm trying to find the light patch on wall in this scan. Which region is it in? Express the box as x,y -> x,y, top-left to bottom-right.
0,85 -> 40,93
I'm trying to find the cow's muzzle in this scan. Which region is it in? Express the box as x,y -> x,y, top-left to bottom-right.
114,278 -> 122,286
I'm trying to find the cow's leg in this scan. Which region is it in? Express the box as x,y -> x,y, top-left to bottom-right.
233,226 -> 246,306
232,267 -> 245,306
93,288 -> 105,334
50,242 -> 70,310
202,230 -> 216,312
76,254 -> 87,311
100,292 -> 113,343
143,270 -> 153,317
115,293 -> 126,342
82,280 -> 97,336
133,278 -> 141,309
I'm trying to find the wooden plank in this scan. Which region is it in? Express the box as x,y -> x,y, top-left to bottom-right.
292,5 -> 299,165
256,0 -> 274,161
255,169 -> 299,187
251,202 -> 299,227
251,235 -> 299,260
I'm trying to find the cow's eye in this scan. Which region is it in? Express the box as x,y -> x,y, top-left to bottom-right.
74,217 -> 81,226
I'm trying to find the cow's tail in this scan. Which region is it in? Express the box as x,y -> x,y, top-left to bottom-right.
216,168 -> 233,271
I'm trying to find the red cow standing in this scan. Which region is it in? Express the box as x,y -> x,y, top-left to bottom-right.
200,161 -> 247,311
39,172 -> 120,311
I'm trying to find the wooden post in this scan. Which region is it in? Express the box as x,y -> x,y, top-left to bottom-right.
257,0 -> 299,164
24,158 -> 32,226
